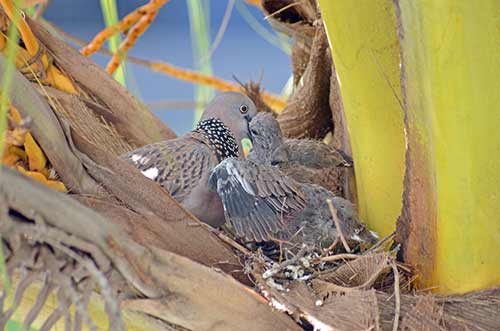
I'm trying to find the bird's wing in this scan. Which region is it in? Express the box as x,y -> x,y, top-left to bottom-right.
208,158 -> 306,242
121,136 -> 216,202
285,138 -> 352,168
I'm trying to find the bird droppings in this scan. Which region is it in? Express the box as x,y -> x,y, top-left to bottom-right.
269,298 -> 289,312
261,283 -> 334,331
303,314 -> 334,331
141,167 -> 159,180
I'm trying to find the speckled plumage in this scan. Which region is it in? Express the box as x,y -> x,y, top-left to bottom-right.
121,92 -> 257,227
194,118 -> 239,161
209,158 -> 377,249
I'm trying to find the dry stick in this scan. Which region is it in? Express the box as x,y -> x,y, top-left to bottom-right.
324,237 -> 339,253
80,0 -> 169,56
264,1 -> 301,20
214,230 -> 252,256
363,230 -> 395,255
316,253 -> 360,263
0,272 -> 40,324
49,240 -> 123,331
106,8 -> 161,74
326,199 -> 351,253
391,260 -> 401,331
21,274 -> 54,329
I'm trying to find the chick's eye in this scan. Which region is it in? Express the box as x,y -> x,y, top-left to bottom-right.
239,104 -> 248,114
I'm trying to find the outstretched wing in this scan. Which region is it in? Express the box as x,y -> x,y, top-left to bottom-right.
121,137 -> 215,202
208,158 -> 306,242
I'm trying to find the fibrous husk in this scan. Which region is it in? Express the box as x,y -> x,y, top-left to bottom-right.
401,296 -> 446,331
0,167 -> 302,331
27,16 -> 176,148
278,25 -> 332,139
241,80 -> 275,114
251,249 -> 500,331
291,35 -> 311,86
37,86 -> 133,156
314,253 -> 392,294
262,0 -> 317,24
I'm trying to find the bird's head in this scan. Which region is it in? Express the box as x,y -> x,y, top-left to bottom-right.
200,92 -> 257,154
247,112 -> 288,165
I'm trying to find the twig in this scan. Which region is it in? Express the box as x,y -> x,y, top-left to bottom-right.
315,253 -> 359,263
214,230 -> 252,256
391,260 -> 401,331
326,199 -> 351,253
363,230 -> 395,255
106,8 -> 161,74
264,2 -> 300,20
80,0 -> 169,56
323,237 -> 339,253
46,21 -> 287,112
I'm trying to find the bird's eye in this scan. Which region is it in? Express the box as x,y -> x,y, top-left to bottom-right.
250,129 -> 258,135
239,104 -> 248,114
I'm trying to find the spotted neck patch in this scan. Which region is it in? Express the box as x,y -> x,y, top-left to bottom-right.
195,118 -> 239,161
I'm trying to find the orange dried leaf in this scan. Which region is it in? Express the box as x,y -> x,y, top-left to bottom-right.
16,165 -> 67,192
16,165 -> 45,182
9,107 -> 23,124
3,152 -> 20,166
5,127 -> 28,146
7,145 -> 27,162
45,65 -> 78,94
46,180 -> 67,193
39,166 -> 49,178
24,132 -> 47,171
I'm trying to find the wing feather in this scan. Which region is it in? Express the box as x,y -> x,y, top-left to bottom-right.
209,158 -> 306,242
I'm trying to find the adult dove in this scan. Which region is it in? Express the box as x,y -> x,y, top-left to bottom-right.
122,92 -> 257,227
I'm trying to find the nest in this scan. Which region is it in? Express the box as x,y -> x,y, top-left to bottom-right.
0,2 -> 499,331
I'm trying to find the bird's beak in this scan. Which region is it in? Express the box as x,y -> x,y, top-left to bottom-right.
241,138 -> 253,158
